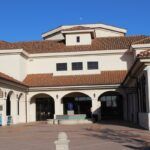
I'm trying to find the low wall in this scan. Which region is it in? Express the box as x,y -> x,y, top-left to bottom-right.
56,114 -> 86,120
139,113 -> 150,130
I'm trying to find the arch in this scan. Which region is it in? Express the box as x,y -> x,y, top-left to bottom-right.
62,92 -> 92,118
17,93 -> 24,116
98,91 -> 123,120
61,91 -> 92,100
6,91 -> 15,116
30,93 -> 55,121
29,92 -> 55,102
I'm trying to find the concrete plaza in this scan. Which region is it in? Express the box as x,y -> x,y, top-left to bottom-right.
0,122 -> 150,150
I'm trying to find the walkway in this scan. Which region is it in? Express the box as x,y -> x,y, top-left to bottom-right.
0,121 -> 149,150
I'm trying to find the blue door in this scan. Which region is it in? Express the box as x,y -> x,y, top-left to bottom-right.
0,114 -> 2,126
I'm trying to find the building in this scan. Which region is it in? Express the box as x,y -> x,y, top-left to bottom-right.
0,23 -> 150,130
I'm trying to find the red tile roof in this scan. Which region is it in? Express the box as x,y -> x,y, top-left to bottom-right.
137,50 -> 150,58
0,35 -> 147,54
23,71 -> 127,87
0,72 -> 27,86
133,37 -> 150,45
62,26 -> 92,31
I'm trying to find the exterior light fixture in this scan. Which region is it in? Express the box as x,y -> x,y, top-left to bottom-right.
93,93 -> 96,98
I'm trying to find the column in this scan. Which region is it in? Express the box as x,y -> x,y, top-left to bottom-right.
146,67 -> 150,130
26,99 -> 31,123
19,99 -> 26,123
91,97 -> 101,121
146,66 -> 150,113
54,98 -> 63,119
1,98 -> 7,126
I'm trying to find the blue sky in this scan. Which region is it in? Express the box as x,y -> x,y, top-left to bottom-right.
0,0 -> 149,42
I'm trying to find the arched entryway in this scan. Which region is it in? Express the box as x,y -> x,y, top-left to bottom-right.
6,93 -> 11,116
62,92 -> 92,118
30,94 -> 55,121
98,91 -> 123,120
6,91 -> 15,116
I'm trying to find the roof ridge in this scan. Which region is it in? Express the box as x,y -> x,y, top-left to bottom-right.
94,35 -> 146,40
0,40 -> 11,44
13,40 -> 59,44
13,35 -> 147,44
132,36 -> 150,45
0,72 -> 27,86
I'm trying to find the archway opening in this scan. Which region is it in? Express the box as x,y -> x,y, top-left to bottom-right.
6,94 -> 11,116
62,92 -> 92,118
99,91 -> 123,120
31,94 -> 55,121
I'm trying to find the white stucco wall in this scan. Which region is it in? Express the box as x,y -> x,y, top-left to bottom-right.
42,23 -> 126,41
44,33 -> 64,41
44,29 -> 124,41
0,84 -> 26,126
65,33 -> 92,46
27,88 -> 118,122
0,54 -> 27,81
95,28 -> 124,37
27,52 -> 133,76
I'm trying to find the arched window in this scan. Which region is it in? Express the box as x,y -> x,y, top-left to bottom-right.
99,91 -> 123,120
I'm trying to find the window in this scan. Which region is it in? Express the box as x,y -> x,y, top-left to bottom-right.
76,36 -> 80,43
56,63 -> 67,71
72,62 -> 83,70
88,61 -> 98,70
100,95 -> 118,108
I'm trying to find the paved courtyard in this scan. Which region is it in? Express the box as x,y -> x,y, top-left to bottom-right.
0,121 -> 150,150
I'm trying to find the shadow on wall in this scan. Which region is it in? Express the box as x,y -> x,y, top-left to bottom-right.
120,51 -> 134,70
83,127 -> 150,150
92,107 -> 101,123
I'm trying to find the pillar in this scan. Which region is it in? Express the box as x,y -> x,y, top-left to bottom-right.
138,66 -> 150,130
19,99 -> 26,123
26,99 -> 31,123
145,67 -> 150,130
91,97 -> 101,121
54,98 -> 63,119
1,98 -> 7,126
146,66 -> 150,113
11,98 -> 18,124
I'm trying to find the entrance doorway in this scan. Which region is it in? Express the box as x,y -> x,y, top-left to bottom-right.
99,91 -> 123,120
36,98 -> 54,121
62,92 -> 92,118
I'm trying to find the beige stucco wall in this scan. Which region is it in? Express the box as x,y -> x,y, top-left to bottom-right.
0,84 -> 26,126
26,87 -> 120,122
65,33 -> 92,46
95,28 -> 124,37
42,23 -> 126,41
27,51 -> 133,76
0,54 -> 27,81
